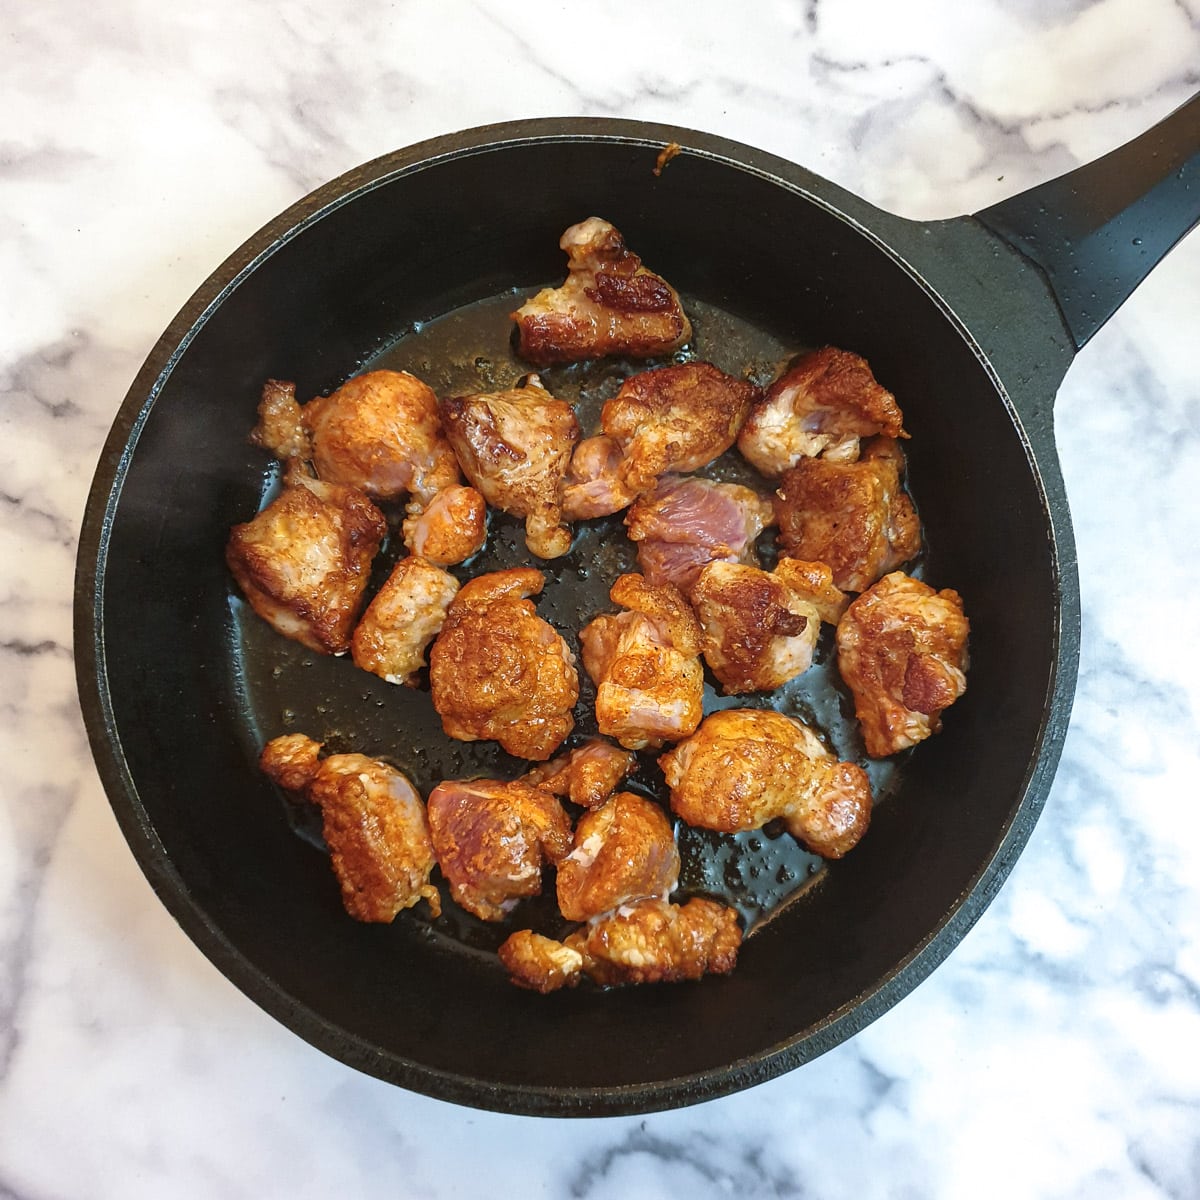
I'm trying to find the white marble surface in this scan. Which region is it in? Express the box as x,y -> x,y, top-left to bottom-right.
3,1 -> 1200,1196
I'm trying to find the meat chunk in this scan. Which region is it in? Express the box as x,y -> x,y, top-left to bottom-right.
561,435 -> 639,521
439,375 -> 580,559
497,930 -> 585,993
499,898 -> 741,991
274,370 -> 462,505
624,475 -> 775,594
259,734 -> 440,922
556,791 -> 680,922
601,362 -> 758,493
836,571 -> 969,757
774,436 -> 921,592
772,558 -> 852,625
428,568 -> 579,761
258,729 -> 323,791
351,555 -> 459,685
738,346 -> 907,476
226,465 -> 387,655
400,484 -> 487,566
580,573 -> 704,750
425,778 -> 573,921
570,897 -> 741,987
249,378 -> 312,461
659,709 -> 872,859
512,217 -> 692,364
691,558 -> 850,694
563,366 -> 759,523
692,562 -> 813,694
248,372 -> 482,562
520,738 -> 637,810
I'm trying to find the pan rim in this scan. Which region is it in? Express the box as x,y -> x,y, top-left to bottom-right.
73,116 -> 1077,1116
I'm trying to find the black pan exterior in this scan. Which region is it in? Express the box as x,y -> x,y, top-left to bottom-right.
75,119 -> 1079,1115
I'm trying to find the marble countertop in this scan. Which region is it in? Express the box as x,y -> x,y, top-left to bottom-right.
4,1 -> 1200,1196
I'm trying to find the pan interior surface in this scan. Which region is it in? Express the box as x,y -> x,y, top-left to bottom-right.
88,135 -> 1061,1113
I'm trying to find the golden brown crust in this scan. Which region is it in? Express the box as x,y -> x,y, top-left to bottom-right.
260,735 -> 441,922
774,436 -> 922,593
498,930 -> 584,993
225,470 -> 387,655
659,708 -> 871,858
556,792 -> 680,922
772,558 -> 851,625
258,731 -> 323,793
520,739 -> 636,810
250,378 -> 312,460
512,217 -> 691,364
310,758 -> 441,922
401,484 -> 488,566
691,561 -> 817,694
738,346 -> 907,476
566,898 -> 742,986
301,369 -> 461,503
608,572 -> 701,656
351,555 -> 460,685
836,571 -> 970,757
453,565 -> 545,607
602,362 -> 758,492
426,778 -> 573,921
588,270 -> 677,313
438,379 -> 579,559
429,569 -> 578,760
579,574 -> 704,750
500,898 -> 741,991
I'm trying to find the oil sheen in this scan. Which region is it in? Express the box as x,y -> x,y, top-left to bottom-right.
231,289 -> 904,949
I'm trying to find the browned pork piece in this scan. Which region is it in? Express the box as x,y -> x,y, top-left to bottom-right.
499,930 -> 586,993
624,475 -> 775,594
252,371 -> 461,503
439,375 -> 580,559
520,738 -> 637,811
836,571 -> 970,758
511,217 -> 692,364
555,791 -> 680,922
773,557 -> 854,624
579,573 -> 704,750
602,362 -> 758,493
561,435 -> 639,521
774,436 -> 921,593
351,555 -> 459,685
225,464 -> 387,655
562,365 -> 759,522
249,372 -> 487,566
259,734 -> 440,922
693,558 -> 816,695
251,378 -> 313,461
428,568 -> 579,761
738,346 -> 907,476
499,898 -> 742,992
400,484 -> 487,567
659,709 -> 872,859
425,778 -> 573,921
690,558 -> 848,694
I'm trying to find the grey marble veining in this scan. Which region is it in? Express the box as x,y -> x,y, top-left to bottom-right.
2,1 -> 1200,1196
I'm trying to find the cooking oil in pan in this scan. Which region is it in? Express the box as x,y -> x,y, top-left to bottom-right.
230,288 -> 904,949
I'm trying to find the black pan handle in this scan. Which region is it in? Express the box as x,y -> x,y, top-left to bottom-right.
975,93 -> 1199,350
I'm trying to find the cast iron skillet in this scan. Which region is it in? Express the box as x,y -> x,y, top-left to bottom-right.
75,100 -> 1199,1116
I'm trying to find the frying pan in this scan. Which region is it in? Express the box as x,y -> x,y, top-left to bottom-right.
75,100 -> 1199,1116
